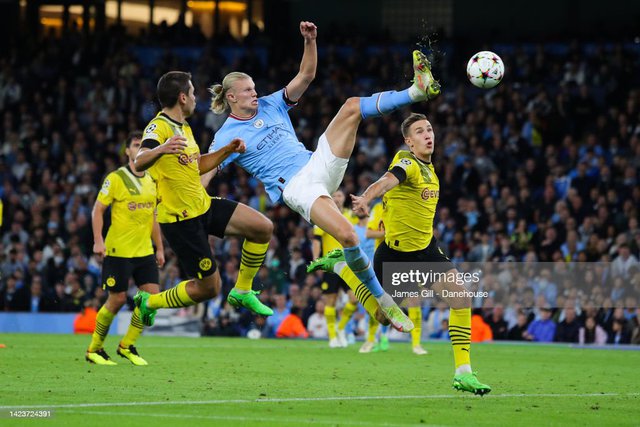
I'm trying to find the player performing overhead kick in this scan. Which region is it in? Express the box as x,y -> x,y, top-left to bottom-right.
208,21 -> 440,332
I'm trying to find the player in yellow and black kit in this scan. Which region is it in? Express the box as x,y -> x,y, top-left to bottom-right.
132,71 -> 274,325
314,113 -> 491,394
312,189 -> 361,348
86,131 -> 164,366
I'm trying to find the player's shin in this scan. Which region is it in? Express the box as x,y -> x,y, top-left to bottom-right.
120,307 -> 145,348
148,280 -> 196,309
88,306 -> 115,352
449,308 -> 472,374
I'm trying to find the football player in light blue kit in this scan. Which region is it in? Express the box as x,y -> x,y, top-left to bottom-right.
208,21 -> 441,332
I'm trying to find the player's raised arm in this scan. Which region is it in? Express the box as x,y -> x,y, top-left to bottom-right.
198,138 -> 246,175
351,172 -> 401,217
135,135 -> 188,171
285,21 -> 317,102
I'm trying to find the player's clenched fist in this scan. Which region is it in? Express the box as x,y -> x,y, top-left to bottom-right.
227,138 -> 246,154
300,21 -> 317,40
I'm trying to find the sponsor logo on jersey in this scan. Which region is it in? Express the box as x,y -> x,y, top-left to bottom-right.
199,258 -> 213,271
178,153 -> 198,165
128,201 -> 155,211
421,188 -> 440,200
257,127 -> 287,151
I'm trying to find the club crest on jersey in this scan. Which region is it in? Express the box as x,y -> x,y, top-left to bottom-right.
199,258 -> 212,271
254,119 -> 265,129
106,277 -> 116,287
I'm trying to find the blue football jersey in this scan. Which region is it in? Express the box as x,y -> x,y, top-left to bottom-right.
210,89 -> 312,202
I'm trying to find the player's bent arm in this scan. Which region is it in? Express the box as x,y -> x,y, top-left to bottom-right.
285,21 -> 317,102
91,201 -> 108,255
199,138 -> 245,175
135,135 -> 188,171
361,172 -> 400,204
200,168 -> 218,188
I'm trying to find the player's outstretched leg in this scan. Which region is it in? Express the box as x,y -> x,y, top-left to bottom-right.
307,247 -> 413,332
356,50 -> 440,120
324,50 -> 441,161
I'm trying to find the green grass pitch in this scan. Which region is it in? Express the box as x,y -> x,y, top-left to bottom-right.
0,334 -> 638,426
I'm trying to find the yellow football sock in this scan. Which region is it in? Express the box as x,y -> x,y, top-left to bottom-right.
367,316 -> 378,343
325,306 -> 337,340
88,306 -> 115,352
148,280 -> 196,309
336,265 -> 379,318
338,302 -> 358,331
236,241 -> 269,292
449,308 -> 471,368
409,306 -> 422,348
120,307 -> 144,348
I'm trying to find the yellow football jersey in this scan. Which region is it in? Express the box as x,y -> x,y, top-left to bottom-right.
142,112 -> 211,223
97,166 -> 156,258
382,150 -> 439,252
313,209 -> 357,255
366,202 -> 385,250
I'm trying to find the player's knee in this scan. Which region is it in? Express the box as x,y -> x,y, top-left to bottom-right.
107,292 -> 127,310
342,97 -> 361,118
336,227 -> 359,248
255,217 -> 273,243
197,275 -> 220,299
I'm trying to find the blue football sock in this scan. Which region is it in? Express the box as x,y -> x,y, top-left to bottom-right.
343,245 -> 385,298
359,89 -> 413,119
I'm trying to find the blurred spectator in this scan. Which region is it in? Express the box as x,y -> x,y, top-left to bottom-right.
611,244 -> 639,279
523,306 -> 556,342
554,305 -> 580,343
579,317 -> 608,345
276,306 -> 309,339
485,304 -> 508,340
425,301 -> 449,338
307,300 -> 328,338
508,311 -> 530,341
471,309 -> 493,342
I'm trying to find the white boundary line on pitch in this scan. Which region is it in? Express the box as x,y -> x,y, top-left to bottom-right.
59,410 -> 430,427
1,393 -> 638,410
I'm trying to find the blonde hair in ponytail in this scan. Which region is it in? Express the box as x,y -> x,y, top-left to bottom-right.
209,71 -> 252,114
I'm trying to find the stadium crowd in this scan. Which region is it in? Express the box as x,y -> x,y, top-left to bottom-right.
1,25 -> 639,345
